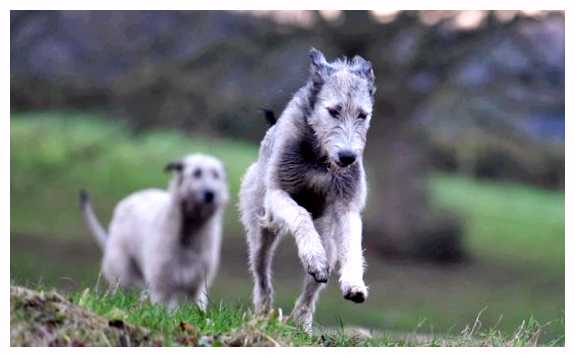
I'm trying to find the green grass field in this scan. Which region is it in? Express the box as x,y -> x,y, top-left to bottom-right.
429,174 -> 564,273
10,112 -> 565,345
11,285 -> 556,346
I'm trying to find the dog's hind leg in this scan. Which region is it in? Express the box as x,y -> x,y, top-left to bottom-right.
248,226 -> 282,315
186,284 -> 208,311
291,219 -> 337,333
291,274 -> 324,333
195,286 -> 208,312
150,287 -> 179,310
101,248 -> 143,290
291,239 -> 336,333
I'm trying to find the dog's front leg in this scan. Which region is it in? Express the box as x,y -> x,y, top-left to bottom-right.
336,210 -> 368,303
265,189 -> 329,282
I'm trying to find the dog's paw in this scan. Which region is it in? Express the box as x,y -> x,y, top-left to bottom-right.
253,298 -> 273,317
309,267 -> 329,283
306,256 -> 330,283
289,308 -> 313,334
342,284 -> 368,303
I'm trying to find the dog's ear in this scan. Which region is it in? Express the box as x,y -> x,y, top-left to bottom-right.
164,161 -> 184,173
352,55 -> 376,96
309,48 -> 333,84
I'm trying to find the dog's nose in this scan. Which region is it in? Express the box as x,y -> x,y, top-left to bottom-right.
337,151 -> 356,167
203,190 -> 215,204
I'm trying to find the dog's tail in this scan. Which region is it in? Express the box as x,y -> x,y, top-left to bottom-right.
79,189 -> 108,250
259,108 -> 277,126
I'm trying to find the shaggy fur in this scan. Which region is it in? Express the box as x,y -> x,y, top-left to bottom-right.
80,154 -> 229,310
239,48 -> 376,332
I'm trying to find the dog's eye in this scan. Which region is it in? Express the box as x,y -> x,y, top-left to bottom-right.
327,107 -> 340,118
212,169 -> 220,179
357,111 -> 368,120
193,168 -> 202,178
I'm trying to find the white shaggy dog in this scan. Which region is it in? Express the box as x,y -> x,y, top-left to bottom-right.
239,48 -> 375,332
80,153 -> 229,310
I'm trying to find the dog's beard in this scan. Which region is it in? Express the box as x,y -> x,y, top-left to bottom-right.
328,162 -> 357,177
180,198 -> 217,223
178,198 -> 217,247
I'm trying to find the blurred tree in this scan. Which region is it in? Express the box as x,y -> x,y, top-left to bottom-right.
10,10 -> 564,262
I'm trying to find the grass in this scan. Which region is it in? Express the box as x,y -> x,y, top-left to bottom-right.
11,285 -> 562,346
72,287 -> 343,346
10,111 -> 565,345
429,174 -> 565,273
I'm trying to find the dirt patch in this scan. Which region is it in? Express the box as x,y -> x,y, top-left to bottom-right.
10,286 -> 159,346
10,286 -> 303,347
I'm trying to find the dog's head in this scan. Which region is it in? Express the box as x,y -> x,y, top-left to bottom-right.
305,48 -> 376,169
165,154 -> 229,219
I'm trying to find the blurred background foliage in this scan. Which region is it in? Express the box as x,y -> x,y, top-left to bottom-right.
10,10 -> 564,342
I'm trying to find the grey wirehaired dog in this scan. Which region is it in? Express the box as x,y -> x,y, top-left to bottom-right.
80,153 -> 229,311
239,48 -> 376,332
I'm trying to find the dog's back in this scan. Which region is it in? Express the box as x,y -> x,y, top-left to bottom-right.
108,189 -> 171,257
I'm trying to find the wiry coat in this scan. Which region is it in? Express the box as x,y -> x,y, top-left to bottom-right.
239,48 -> 375,332
80,154 -> 229,310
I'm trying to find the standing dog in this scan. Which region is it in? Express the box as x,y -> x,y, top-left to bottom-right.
80,153 -> 229,310
239,48 -> 376,332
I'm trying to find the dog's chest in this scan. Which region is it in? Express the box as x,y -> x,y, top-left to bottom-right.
277,138 -> 359,219
288,184 -> 328,219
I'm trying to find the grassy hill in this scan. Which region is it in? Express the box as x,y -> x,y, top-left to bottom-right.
11,286 -> 555,346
